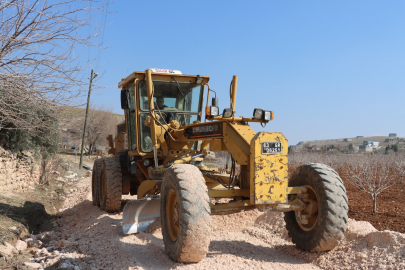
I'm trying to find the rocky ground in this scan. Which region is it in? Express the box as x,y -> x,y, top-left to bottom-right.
1,156 -> 405,269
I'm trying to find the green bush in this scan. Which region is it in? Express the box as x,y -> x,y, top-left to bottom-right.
0,104 -> 60,159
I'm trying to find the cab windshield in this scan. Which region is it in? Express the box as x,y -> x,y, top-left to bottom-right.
138,79 -> 203,152
138,80 -> 203,113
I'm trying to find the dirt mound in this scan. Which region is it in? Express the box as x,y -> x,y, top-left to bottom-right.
345,218 -> 378,240
365,230 -> 405,248
243,213 -> 405,269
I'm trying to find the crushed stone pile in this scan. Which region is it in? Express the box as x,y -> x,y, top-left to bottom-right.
244,211 -> 405,270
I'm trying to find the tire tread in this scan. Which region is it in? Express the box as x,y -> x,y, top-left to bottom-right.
284,163 -> 348,252
100,157 -> 122,212
161,164 -> 211,263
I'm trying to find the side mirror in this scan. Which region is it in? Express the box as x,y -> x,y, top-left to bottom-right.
121,89 -> 129,110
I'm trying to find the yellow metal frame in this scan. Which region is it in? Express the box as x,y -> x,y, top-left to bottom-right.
250,132 -> 289,205
110,70 -> 302,216
208,189 -> 250,198
210,200 -> 255,215
137,179 -> 161,199
120,70 -> 210,158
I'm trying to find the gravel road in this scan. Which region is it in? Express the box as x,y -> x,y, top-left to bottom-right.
38,176 -> 405,269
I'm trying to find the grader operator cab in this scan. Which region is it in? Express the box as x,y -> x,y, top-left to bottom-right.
92,68 -> 348,263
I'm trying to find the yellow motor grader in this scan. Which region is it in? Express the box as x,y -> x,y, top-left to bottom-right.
92,68 -> 348,263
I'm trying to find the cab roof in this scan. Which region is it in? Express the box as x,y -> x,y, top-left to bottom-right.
118,69 -> 210,88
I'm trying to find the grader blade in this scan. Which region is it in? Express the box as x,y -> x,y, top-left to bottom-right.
122,198 -> 160,234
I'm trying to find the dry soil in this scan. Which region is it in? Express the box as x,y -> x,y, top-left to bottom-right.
1,155 -> 405,269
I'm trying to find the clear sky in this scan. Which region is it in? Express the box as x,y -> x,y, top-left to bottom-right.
87,0 -> 405,145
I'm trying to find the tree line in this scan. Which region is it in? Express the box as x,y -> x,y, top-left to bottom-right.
0,0 -> 111,157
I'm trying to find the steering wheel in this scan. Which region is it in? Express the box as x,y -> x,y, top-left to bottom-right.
156,112 -> 167,125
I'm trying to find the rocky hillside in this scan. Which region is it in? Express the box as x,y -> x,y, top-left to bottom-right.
296,135 -> 405,150
58,106 -> 125,151
0,148 -> 41,192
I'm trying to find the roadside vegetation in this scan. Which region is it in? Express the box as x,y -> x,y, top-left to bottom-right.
0,0 -> 110,159
0,0 -> 113,257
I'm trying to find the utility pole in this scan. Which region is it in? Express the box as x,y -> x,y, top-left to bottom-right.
79,69 -> 97,169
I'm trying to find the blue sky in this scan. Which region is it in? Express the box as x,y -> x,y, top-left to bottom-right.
87,1 -> 405,145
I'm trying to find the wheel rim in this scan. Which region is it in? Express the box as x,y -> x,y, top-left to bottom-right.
295,185 -> 318,231
166,188 -> 180,241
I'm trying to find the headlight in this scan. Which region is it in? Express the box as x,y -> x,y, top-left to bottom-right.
143,159 -> 150,167
264,110 -> 273,121
253,108 -> 263,119
210,106 -> 219,116
222,108 -> 234,118
253,108 -> 273,120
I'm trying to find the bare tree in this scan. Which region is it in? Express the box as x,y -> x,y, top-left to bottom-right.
344,154 -> 398,213
288,152 -> 347,179
0,0 -> 110,136
85,104 -> 119,155
394,152 -> 405,184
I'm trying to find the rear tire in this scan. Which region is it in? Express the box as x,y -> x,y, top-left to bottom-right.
161,164 -> 211,263
100,157 -> 122,212
92,159 -> 103,206
284,163 -> 348,252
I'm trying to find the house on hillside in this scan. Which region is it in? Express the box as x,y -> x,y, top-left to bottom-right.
359,145 -> 373,152
385,138 -> 397,143
389,133 -> 397,137
356,136 -> 364,139
343,138 -> 352,142
363,141 -> 379,148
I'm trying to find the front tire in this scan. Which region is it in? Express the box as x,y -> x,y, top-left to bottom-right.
284,163 -> 348,252
100,157 -> 122,212
161,164 -> 211,263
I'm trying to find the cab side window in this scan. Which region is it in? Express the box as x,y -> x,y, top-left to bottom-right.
127,84 -> 137,150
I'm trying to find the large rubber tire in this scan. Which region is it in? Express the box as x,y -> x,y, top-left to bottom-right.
115,151 -> 128,171
100,157 -> 122,212
161,164 -> 211,263
284,163 -> 348,252
91,159 -> 103,206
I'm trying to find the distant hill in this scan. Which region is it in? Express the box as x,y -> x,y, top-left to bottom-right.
60,106 -> 124,119
296,134 -> 405,149
58,106 -> 125,150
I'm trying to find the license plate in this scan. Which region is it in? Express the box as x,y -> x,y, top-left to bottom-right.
262,142 -> 282,154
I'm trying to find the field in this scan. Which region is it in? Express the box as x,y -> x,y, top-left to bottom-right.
288,152 -> 405,234
345,180 -> 405,233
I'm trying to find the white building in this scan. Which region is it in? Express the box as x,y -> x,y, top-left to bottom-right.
363,141 -> 379,148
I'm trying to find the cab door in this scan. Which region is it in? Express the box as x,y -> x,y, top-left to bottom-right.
126,84 -> 137,151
